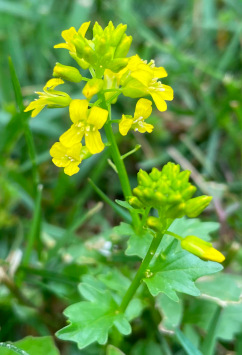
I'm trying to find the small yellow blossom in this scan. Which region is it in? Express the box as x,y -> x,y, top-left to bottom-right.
54,22 -> 91,69
120,55 -> 173,112
181,235 -> 225,263
60,99 -> 108,154
119,98 -> 153,136
24,78 -> 71,117
50,141 -> 90,176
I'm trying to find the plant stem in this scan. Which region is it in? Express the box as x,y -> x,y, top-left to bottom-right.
119,232 -> 163,312
104,104 -> 139,226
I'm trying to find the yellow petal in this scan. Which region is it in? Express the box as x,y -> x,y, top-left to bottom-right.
78,21 -> 91,37
44,78 -> 64,92
159,84 -> 174,101
52,157 -> 68,168
24,100 -> 45,117
85,130 -> 104,154
61,27 -> 77,42
64,162 -> 80,176
119,115 -> 133,136
134,122 -> 154,134
69,99 -> 88,124
131,70 -> 153,86
50,142 -> 65,157
54,43 -> 70,50
87,106 -> 108,129
60,125 -> 84,147
67,143 -> 83,161
150,92 -> 167,112
134,98 -> 152,120
152,67 -> 167,78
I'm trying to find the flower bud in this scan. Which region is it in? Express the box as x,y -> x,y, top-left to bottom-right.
166,202 -> 185,219
128,196 -> 144,209
185,196 -> 212,218
149,167 -> 161,181
181,235 -> 225,263
111,23 -> 127,46
137,169 -> 152,186
53,63 -> 82,83
108,58 -> 129,73
114,35 -> 132,58
147,216 -> 164,232
182,185 -> 197,200
82,79 -> 104,99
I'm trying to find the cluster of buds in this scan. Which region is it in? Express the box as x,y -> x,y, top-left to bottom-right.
130,163 -> 212,220
24,21 -> 173,176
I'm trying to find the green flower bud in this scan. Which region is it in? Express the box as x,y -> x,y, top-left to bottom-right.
181,235 -> 225,263
137,169 -> 152,187
111,23 -> 127,46
114,35 -> 132,58
166,202 -> 185,219
147,216 -> 164,232
185,196 -> 212,218
128,196 -> 144,209
149,167 -> 161,181
108,58 -> 129,73
181,185 -> 197,200
82,78 -> 104,99
53,63 -> 82,83
93,22 -> 103,37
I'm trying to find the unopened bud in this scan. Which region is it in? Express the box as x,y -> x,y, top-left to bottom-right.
137,169 -> 152,186
185,196 -> 212,218
147,216 -> 164,232
128,196 -> 144,209
82,79 -> 104,99
166,202 -> 185,219
53,63 -> 82,83
114,35 -> 132,58
181,235 -> 225,263
108,58 -> 129,73
149,167 -> 161,181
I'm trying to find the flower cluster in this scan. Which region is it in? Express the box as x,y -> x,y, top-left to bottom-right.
130,163 -> 212,220
24,21 -> 173,175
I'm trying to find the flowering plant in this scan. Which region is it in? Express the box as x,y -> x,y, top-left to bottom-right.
24,21 -> 225,351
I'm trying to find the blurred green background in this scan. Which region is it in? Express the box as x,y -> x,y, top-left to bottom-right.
0,0 -> 242,354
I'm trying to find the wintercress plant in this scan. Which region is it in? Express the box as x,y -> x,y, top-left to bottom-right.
25,21 -> 225,350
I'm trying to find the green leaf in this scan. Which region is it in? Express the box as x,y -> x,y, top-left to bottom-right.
113,222 -> 153,259
0,337 -> 60,355
197,273 -> 241,303
156,293 -> 183,331
106,345 -> 126,355
56,284 -> 131,349
144,246 -> 223,301
175,328 -> 203,355
168,217 -> 219,242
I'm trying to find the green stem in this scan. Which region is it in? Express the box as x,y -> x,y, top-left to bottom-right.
165,230 -> 183,240
104,104 -> 139,226
119,232 -> 164,312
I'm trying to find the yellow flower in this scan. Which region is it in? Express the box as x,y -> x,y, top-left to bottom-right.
181,235 -> 225,263
24,78 -> 71,117
60,99 -> 108,154
119,98 -> 153,136
50,141 -> 90,176
120,55 -> 173,112
54,22 -> 91,69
